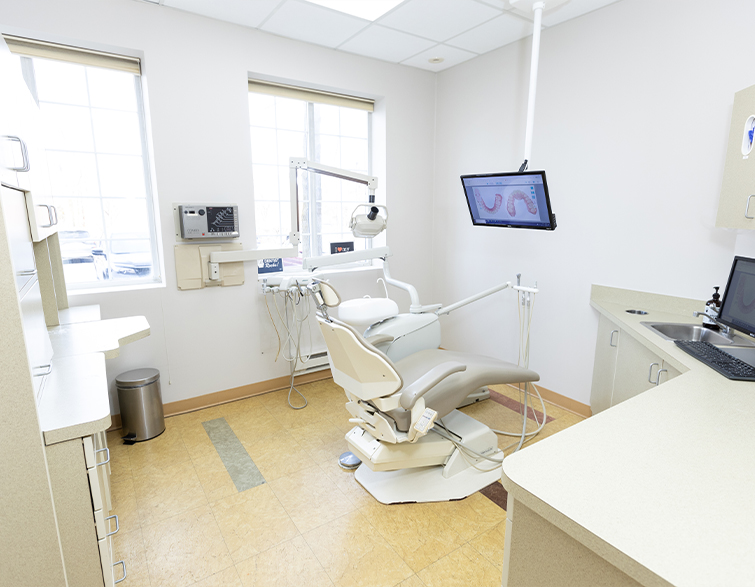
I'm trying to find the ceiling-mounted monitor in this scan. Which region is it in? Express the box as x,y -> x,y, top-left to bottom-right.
461,170 -> 556,230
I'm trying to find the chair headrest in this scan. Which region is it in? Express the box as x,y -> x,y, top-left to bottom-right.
314,281 -> 341,307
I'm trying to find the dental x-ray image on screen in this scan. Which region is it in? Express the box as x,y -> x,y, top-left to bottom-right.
461,170 -> 556,230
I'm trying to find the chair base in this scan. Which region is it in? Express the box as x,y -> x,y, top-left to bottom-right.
354,460 -> 502,504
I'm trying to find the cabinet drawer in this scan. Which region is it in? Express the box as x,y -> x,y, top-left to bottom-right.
87,466 -> 105,512
20,279 -> 53,401
94,508 -> 119,541
0,183 -> 35,291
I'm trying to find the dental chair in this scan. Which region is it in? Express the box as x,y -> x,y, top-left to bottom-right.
312,281 -> 540,504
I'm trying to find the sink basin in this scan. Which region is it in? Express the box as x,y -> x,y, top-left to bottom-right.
641,322 -> 755,347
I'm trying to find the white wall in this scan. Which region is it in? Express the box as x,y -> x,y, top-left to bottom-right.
1,0 -> 436,410
433,0 -> 755,404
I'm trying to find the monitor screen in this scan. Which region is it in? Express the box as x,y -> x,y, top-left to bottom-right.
718,256 -> 755,339
460,170 -> 556,230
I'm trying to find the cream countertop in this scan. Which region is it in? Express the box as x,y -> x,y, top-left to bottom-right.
502,285 -> 755,587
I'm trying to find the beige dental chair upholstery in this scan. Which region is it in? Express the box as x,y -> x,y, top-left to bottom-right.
313,280 -> 540,503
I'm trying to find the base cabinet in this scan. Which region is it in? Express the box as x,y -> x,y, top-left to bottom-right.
591,315 -> 680,414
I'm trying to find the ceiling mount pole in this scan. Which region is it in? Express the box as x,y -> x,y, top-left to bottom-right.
523,1 -> 544,164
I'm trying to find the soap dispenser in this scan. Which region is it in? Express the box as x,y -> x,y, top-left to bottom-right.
701,286 -> 721,330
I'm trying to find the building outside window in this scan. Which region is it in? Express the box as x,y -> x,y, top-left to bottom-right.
5,36 -> 160,289
248,80 -> 373,267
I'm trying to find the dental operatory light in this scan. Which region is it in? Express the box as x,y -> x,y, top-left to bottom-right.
304,0 -> 405,21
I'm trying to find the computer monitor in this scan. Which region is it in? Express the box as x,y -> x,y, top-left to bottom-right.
718,256 -> 755,339
460,170 -> 556,230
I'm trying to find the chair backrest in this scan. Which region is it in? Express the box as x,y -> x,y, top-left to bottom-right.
317,316 -> 403,401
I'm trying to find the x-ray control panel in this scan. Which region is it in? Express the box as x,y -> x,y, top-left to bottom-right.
178,204 -> 239,239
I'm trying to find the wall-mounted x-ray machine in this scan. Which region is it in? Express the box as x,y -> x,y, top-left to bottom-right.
173,158 -> 389,289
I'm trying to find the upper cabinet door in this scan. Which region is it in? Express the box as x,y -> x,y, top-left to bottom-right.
0,37 -> 57,241
716,84 -> 755,229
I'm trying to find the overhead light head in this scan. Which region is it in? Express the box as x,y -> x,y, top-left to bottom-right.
428,57 -> 445,64
350,204 -> 388,238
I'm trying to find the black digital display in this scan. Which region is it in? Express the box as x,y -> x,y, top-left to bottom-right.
206,207 -> 238,233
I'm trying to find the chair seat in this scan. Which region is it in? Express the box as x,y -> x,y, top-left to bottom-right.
385,349 -> 540,431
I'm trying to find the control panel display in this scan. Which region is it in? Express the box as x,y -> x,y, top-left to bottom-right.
178,205 -> 239,239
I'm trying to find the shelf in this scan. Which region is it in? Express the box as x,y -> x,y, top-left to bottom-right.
58,304 -> 101,325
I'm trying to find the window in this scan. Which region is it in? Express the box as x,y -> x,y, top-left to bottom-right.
248,80 -> 373,267
4,35 -> 160,289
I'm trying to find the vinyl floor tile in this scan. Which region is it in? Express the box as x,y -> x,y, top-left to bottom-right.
112,528 -> 150,587
303,510 -> 413,587
228,410 -> 285,446
142,504 -> 233,587
269,465 -> 355,534
360,501 -> 465,573
241,430 -> 316,481
426,493 -> 506,542
211,483 -> 299,564
417,545 -> 501,587
192,452 -> 239,504
469,518 -> 507,567
236,535 -> 333,587
111,474 -> 141,532
133,459 -> 208,526
317,460 -> 376,509
191,565 -> 243,587
128,426 -> 193,476
396,576 -> 426,587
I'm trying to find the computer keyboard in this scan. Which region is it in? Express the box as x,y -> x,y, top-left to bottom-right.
674,340 -> 755,381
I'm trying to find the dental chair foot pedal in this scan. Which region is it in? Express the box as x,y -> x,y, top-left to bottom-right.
338,451 -> 362,470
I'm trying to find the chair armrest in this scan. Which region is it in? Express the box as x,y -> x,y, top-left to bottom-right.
365,334 -> 394,346
400,362 -> 467,410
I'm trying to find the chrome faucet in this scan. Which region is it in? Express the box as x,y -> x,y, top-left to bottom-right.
693,310 -> 730,334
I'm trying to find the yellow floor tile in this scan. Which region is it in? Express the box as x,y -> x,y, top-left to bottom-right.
359,501 -> 465,573
192,452 -> 238,504
396,576 -> 426,587
180,423 -> 220,462
228,409 -> 285,446
303,510 -> 413,587
191,566 -> 243,587
468,518 -> 507,568
236,535 -> 332,587
417,545 -> 501,587
317,461 -> 376,509
127,426 -> 193,477
133,459 -> 208,526
112,528 -> 150,587
425,492 -> 505,542
267,401 -> 329,430
269,465 -> 355,534
142,504 -> 233,587
211,483 -> 299,564
111,474 -> 141,533
242,430 -> 317,482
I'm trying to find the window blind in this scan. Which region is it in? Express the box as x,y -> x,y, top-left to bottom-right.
248,79 -> 373,112
3,34 -> 141,75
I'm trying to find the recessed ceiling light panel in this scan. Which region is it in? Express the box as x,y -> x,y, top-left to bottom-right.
304,0 -> 404,21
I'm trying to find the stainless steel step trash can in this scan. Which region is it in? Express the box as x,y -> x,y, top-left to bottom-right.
116,368 -> 165,443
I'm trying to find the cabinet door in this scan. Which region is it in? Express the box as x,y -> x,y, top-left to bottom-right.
590,315 -> 620,414
657,360 -> 681,386
0,184 -> 36,291
611,332 -> 661,406
716,84 -> 755,229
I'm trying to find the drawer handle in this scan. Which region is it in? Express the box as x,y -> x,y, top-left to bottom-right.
113,560 -> 126,584
609,329 -> 619,347
17,269 -> 37,276
33,364 -> 52,377
39,204 -> 58,228
1,135 -> 30,172
746,195 -> 755,219
655,368 -> 668,386
105,514 -> 119,537
96,447 -> 110,466
647,362 -> 660,383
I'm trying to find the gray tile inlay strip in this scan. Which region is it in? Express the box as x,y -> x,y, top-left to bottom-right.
202,417 -> 265,492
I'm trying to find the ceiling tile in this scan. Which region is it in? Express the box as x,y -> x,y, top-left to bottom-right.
540,0 -> 621,27
447,12 -> 533,54
400,44 -> 478,72
378,0 -> 502,42
260,0 -> 370,48
162,0 -> 283,29
339,24 -> 436,63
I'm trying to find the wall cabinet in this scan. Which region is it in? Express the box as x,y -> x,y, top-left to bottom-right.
716,84 -> 755,229
590,315 -> 680,414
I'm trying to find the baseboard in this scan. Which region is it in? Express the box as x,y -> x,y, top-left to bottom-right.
505,382 -> 592,418
107,369 -> 332,432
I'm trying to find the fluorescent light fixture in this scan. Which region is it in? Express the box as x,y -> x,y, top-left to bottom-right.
304,0 -> 404,21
